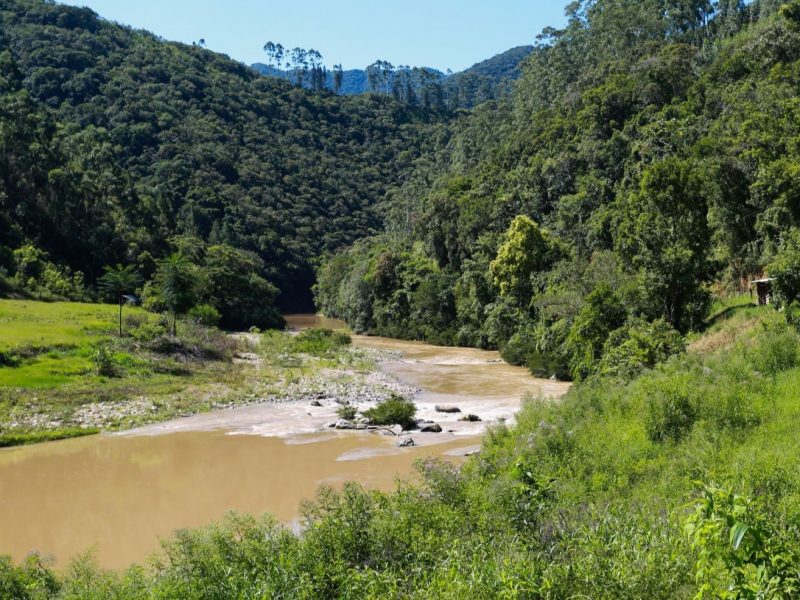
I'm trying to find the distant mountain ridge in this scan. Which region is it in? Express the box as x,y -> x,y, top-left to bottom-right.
251,45 -> 534,109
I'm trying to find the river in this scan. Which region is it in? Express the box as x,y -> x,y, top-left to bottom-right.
0,316 -> 569,569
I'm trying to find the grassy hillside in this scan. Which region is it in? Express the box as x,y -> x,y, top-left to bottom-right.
3,302 -> 799,597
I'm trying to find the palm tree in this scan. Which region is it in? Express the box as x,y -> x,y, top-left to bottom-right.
155,253 -> 196,336
99,264 -> 141,336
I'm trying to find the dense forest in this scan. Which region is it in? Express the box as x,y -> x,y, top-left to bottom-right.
0,0 -> 448,324
9,0 -> 800,598
252,45 -> 534,110
316,0 -> 800,381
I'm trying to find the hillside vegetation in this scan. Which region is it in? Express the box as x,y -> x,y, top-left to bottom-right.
316,0 -> 800,382
2,301 -> 798,597
0,0 -> 446,314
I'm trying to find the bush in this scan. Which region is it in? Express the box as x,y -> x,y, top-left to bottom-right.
187,304 -> 221,328
292,328 -> 351,356
337,404 -> 358,421
130,321 -> 167,343
90,344 -> 117,377
645,389 -> 696,444
748,329 -> 800,376
598,318 -> 685,380
362,394 -> 417,430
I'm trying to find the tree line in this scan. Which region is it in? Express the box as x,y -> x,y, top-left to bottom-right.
315,0 -> 800,382
0,0 -> 446,323
259,41 -> 524,110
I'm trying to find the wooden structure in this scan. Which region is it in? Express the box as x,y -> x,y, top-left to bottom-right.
749,278 -> 774,306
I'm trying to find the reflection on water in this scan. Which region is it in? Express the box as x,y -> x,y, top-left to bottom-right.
284,313 -> 347,331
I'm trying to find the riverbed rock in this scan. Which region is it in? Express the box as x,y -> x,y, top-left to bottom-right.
435,405 -> 461,413
398,438 -> 415,447
376,424 -> 403,436
459,414 -> 481,422
420,423 -> 442,433
331,419 -> 357,430
310,400 -> 323,407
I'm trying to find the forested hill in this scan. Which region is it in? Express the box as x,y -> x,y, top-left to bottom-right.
317,0 -> 800,380
251,46 -> 534,109
0,0 -> 446,314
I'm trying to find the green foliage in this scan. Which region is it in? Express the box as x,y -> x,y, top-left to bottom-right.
292,328 -> 351,356
686,485 -> 800,598
362,394 -> 417,429
598,318 -> 686,380
0,554 -> 59,599
89,344 -> 116,377
201,244 -> 282,330
10,244 -> 88,301
154,254 -> 197,335
336,403 -> 358,421
0,0 -> 444,313
0,428 -> 99,448
645,388 -> 697,443
490,215 -> 550,305
98,264 -> 141,336
97,265 -> 140,302
769,227 -> 800,307
186,304 -> 220,328
565,283 -> 628,380
316,0 -> 800,380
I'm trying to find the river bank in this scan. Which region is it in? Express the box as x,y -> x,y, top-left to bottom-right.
0,313 -> 569,568
126,317 -> 570,446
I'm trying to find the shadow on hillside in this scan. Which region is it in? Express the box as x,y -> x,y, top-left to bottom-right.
706,302 -> 756,328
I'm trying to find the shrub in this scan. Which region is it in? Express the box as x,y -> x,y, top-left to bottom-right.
130,321 -> 167,343
598,318 -> 685,380
748,329 -> 800,376
293,328 -> 351,356
187,304 -> 221,328
90,344 -> 117,377
337,404 -> 358,421
645,389 -> 696,444
362,394 -> 417,430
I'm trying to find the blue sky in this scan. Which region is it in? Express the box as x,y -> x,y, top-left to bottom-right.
59,1 -> 568,72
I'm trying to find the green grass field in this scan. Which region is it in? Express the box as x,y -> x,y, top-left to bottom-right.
0,300 -> 374,446
0,300 -> 128,351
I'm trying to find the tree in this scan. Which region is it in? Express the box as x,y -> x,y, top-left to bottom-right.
615,158 -> 713,332
203,244 -> 282,330
565,284 -> 627,380
98,264 -> 142,336
154,253 -> 197,336
333,64 -> 343,94
490,215 -> 550,307
768,227 -> 800,307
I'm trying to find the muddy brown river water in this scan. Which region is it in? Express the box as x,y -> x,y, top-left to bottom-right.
0,315 -> 569,569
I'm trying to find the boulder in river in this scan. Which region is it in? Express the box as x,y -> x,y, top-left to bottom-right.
459,414 -> 481,422
398,438 -> 415,447
310,400 -> 323,407
420,423 -> 443,433
331,419 -> 357,430
435,405 -> 461,413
